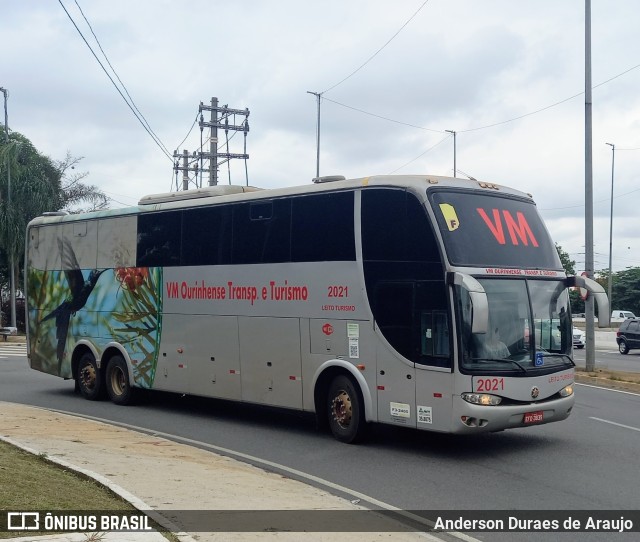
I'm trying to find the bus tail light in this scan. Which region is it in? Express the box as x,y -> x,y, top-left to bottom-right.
559,384 -> 574,397
461,392 -> 502,406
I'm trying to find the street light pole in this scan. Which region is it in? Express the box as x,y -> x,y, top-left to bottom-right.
606,142 -> 615,307
584,0 -> 596,372
445,130 -> 456,177
1,87 -> 16,329
307,91 -> 322,179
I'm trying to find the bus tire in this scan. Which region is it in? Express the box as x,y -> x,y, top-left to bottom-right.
77,352 -> 104,401
326,374 -> 367,444
106,355 -> 135,405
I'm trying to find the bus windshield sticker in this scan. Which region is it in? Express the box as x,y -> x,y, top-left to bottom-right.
438,203 -> 460,231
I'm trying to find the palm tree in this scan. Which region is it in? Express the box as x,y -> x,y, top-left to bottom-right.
0,130 -> 62,326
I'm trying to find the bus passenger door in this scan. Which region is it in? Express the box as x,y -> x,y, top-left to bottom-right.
373,282 -> 417,428
239,317 -> 303,408
413,295 -> 454,432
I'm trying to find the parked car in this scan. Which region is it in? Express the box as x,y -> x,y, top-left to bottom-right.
572,327 -> 585,349
616,318 -> 640,354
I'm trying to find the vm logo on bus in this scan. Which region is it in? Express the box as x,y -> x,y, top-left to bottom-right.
322,323 -> 334,336
477,208 -> 539,247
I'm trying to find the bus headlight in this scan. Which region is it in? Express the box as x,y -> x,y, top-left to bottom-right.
461,392 -> 502,406
559,384 -> 574,397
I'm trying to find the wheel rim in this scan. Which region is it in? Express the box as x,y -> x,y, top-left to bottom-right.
110,366 -> 126,396
331,389 -> 352,429
80,363 -> 96,391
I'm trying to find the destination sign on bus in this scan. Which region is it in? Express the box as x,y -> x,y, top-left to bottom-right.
429,190 -> 563,270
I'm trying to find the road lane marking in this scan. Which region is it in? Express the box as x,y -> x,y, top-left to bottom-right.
575,383 -> 640,397
590,417 -> 640,433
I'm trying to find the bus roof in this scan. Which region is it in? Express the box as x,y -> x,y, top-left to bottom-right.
27,174 -> 535,226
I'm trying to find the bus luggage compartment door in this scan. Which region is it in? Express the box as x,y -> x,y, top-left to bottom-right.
239,317 -> 303,408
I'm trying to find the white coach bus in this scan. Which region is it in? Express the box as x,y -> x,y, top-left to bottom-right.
25,175 -> 609,443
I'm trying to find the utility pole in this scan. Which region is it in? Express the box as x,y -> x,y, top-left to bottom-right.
0,87 -> 16,329
209,97 -> 218,186
173,96 -> 250,189
307,91 -> 322,179
199,98 -> 250,186
445,130 -> 457,177
172,149 -> 198,190
182,150 -> 189,191
584,0 -> 596,372
606,142 -> 615,308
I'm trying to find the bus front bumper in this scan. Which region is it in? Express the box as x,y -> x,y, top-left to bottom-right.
450,393 -> 575,434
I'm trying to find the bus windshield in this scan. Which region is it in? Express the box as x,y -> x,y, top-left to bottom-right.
457,278 -> 572,373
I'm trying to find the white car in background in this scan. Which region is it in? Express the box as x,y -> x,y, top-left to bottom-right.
572,327 -> 585,349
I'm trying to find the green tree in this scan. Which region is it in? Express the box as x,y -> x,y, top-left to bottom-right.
609,267 -> 640,315
555,244 -> 585,314
555,243 -> 576,275
57,152 -> 108,214
0,131 -> 61,261
0,126 -> 107,328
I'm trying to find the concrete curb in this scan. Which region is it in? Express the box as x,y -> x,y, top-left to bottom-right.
0,435 -> 196,542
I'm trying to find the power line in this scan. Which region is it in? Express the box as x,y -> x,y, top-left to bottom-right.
322,0 -> 432,94
174,111 -> 200,152
324,61 -> 640,136
387,133 -> 451,174
72,0 -> 171,158
58,0 -> 173,162
323,96 -> 444,133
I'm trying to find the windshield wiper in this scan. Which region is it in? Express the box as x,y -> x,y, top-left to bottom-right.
471,358 -> 528,373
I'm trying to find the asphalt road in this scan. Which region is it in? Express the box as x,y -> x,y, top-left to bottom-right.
1,345 -> 639,542
573,345 -> 640,373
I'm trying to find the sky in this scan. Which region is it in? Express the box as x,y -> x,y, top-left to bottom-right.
2,0 -> 639,273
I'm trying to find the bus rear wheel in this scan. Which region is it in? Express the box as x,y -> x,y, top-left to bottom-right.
77,352 -> 104,401
326,374 -> 367,444
106,355 -> 135,405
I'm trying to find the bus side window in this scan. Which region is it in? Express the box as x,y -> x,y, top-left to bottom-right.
137,211 -> 182,267
182,205 -> 232,266
291,192 -> 355,262
232,200 -> 291,264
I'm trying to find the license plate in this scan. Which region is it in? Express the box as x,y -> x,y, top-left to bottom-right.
523,411 -> 543,424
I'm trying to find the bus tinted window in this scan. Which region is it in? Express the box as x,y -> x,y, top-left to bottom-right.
362,188 -> 449,367
232,200 -> 291,264
182,205 -> 232,266
137,211 -> 182,267
291,192 -> 355,262
361,188 -> 440,262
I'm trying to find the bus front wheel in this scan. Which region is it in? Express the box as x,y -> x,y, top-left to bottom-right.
77,352 -> 104,401
326,374 -> 367,444
106,355 -> 135,405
